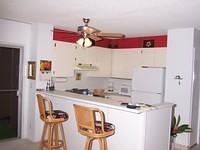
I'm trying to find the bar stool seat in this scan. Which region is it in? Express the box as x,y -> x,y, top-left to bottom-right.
73,104 -> 115,150
37,94 -> 68,150
45,110 -> 68,120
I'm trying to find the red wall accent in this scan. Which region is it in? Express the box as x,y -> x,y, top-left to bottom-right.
53,28 -> 167,48
53,29 -> 79,43
115,35 -> 167,48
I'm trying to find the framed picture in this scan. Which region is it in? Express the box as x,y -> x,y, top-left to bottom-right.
143,39 -> 155,48
28,61 -> 36,80
39,60 -> 52,81
40,60 -> 51,71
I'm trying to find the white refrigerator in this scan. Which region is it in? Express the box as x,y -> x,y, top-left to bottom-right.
131,67 -> 165,105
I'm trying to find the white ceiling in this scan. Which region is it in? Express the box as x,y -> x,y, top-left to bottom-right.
1,0 -> 200,37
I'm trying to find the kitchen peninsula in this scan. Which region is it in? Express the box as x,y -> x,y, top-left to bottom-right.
35,90 -> 173,150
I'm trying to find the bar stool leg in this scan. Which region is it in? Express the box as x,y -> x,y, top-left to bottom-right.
59,123 -> 67,150
89,137 -> 94,150
99,138 -> 107,150
99,138 -> 103,150
85,137 -> 93,150
39,123 -> 47,150
102,138 -> 108,150
85,137 -> 92,150
47,123 -> 53,150
54,124 -> 59,150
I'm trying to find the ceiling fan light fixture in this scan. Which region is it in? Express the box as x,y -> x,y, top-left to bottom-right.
76,38 -> 84,46
76,37 -> 92,48
84,38 -> 92,47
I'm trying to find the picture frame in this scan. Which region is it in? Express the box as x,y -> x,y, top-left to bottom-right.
40,60 -> 52,71
28,61 -> 36,80
143,39 -> 155,48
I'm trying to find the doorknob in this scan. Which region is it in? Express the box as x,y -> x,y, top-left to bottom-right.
174,75 -> 183,80
174,75 -> 183,86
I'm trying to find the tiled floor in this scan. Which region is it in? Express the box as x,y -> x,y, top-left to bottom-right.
0,138 -> 200,150
0,139 -> 38,150
190,144 -> 200,150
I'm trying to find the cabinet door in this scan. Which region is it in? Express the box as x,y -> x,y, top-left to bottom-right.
87,47 -> 112,77
52,41 -> 75,77
154,48 -> 166,67
74,46 -> 88,65
140,48 -> 155,67
112,49 -> 141,79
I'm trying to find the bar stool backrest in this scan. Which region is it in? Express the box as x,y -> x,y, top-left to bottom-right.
73,104 -> 96,133
36,94 -> 53,122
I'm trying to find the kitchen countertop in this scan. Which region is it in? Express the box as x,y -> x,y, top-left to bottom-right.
37,90 -> 173,114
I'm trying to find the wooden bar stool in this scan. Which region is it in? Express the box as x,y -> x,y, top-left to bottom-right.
73,104 -> 115,150
36,94 -> 68,150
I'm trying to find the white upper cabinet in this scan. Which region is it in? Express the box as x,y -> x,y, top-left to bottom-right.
87,47 -> 112,77
111,48 -> 167,79
140,48 -> 155,67
154,48 -> 166,67
52,40 -> 76,77
112,49 -> 141,79
74,45 -> 88,65
51,40 -> 166,78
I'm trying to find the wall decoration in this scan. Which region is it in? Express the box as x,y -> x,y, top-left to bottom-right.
143,39 -> 155,48
40,60 -> 52,81
40,60 -> 51,71
28,61 -> 36,80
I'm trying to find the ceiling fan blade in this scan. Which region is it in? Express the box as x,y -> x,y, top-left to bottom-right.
95,32 -> 125,38
88,35 -> 102,41
78,26 -> 100,34
53,28 -> 78,34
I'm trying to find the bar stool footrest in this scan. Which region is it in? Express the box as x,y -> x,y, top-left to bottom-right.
43,139 -> 64,149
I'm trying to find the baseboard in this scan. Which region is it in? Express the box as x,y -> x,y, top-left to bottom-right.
173,143 -> 195,150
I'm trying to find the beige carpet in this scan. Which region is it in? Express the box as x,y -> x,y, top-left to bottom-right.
0,139 -> 38,150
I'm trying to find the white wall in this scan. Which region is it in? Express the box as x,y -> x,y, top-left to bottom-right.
31,23 -> 54,141
0,19 -> 54,141
0,19 -> 32,138
54,75 -> 109,91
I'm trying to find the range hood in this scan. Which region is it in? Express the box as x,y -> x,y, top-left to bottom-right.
75,63 -> 98,71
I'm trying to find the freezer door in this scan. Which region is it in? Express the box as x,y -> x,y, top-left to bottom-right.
131,91 -> 164,105
132,67 -> 165,93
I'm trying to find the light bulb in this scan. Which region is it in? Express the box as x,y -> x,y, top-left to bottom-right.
76,38 -> 84,46
83,38 -> 92,47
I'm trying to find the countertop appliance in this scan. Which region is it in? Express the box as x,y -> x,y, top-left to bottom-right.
119,84 -> 131,96
131,67 -> 165,105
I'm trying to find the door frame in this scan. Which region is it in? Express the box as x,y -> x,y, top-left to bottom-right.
0,43 -> 24,138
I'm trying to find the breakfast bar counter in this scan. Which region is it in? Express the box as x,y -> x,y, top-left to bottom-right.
34,90 -> 173,150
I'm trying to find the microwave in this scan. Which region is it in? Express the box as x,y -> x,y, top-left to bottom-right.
119,85 -> 131,96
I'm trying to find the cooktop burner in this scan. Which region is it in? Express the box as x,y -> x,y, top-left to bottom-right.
66,88 -> 89,95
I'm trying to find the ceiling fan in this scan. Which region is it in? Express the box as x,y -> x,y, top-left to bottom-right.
77,18 -> 125,41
